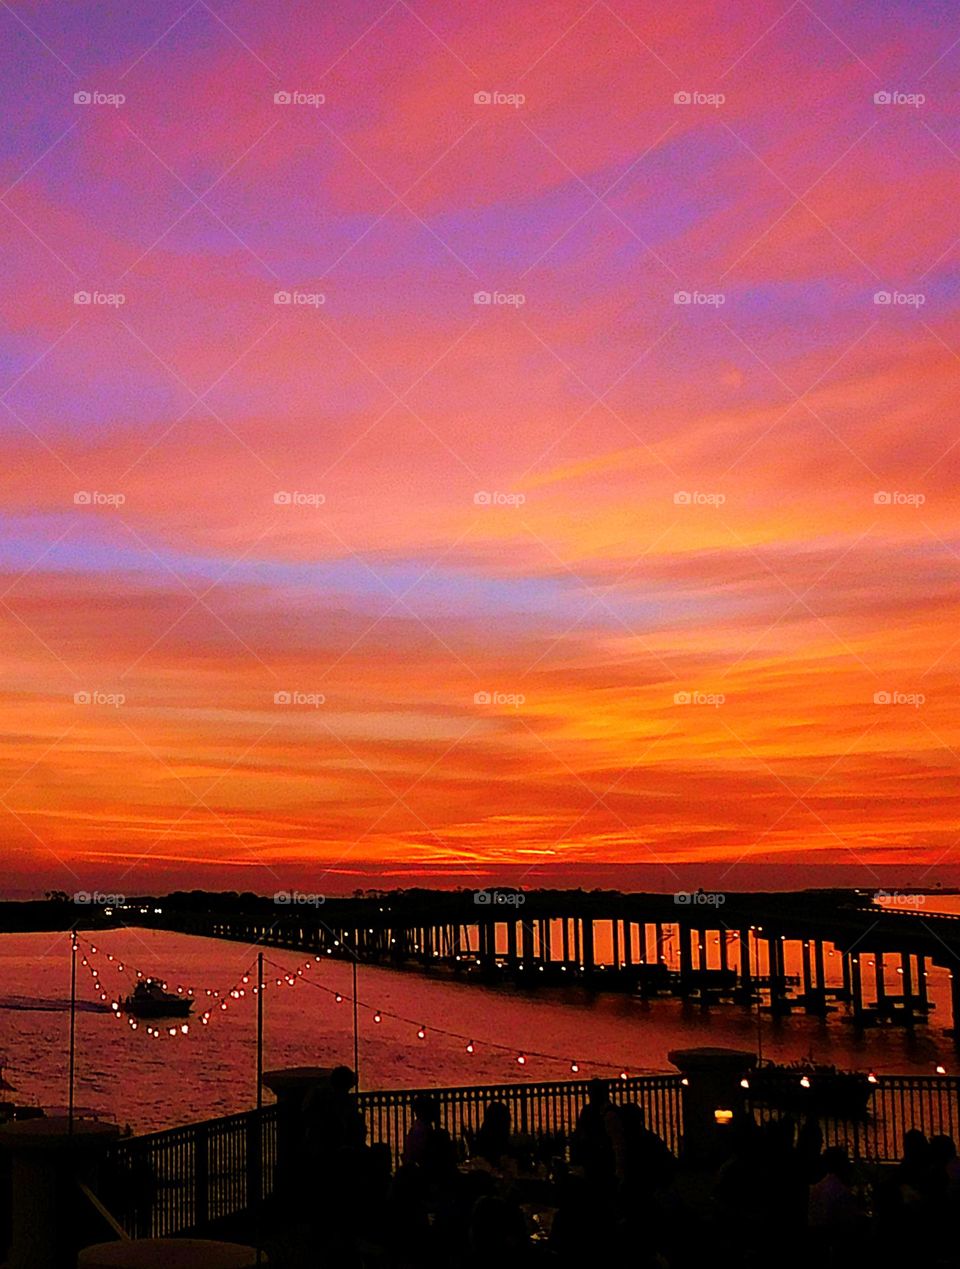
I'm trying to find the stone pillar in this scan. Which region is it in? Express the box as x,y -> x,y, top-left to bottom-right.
261,1066 -> 347,1202
0,1117 -> 119,1269
668,1048 -> 755,1165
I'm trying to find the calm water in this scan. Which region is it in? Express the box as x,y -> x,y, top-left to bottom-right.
1,903 -> 957,1134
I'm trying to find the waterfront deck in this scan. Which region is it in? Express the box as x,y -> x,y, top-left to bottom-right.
99,1070 -> 960,1240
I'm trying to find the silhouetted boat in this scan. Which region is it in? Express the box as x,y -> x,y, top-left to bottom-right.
747,1059 -> 874,1119
122,980 -> 193,1019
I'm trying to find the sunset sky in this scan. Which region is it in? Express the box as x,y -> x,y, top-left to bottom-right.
2,0 -> 959,896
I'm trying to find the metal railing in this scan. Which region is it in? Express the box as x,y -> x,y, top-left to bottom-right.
102,1071 -> 960,1239
360,1073 -> 683,1168
103,1074 -> 681,1237
103,1105 -> 278,1239
749,1074 -> 960,1162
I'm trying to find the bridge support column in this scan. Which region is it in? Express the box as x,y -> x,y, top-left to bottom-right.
738,930 -> 752,1002
561,918 -> 570,966
814,941 -> 826,1006
521,919 -> 535,974
875,952 -> 886,1013
917,955 -> 928,1012
951,971 -> 960,1049
851,953 -> 864,1026
611,918 -> 620,971
582,919 -> 595,981
624,921 -> 634,969
679,925 -> 694,996
901,953 -> 915,1028
769,937 -> 789,1014
801,940 -> 813,1010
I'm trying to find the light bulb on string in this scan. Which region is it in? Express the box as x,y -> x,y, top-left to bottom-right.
571,1062 -> 579,1073
466,1041 -> 475,1054
417,1026 -> 426,1040
517,1054 -> 526,1066
374,1011 -> 382,1024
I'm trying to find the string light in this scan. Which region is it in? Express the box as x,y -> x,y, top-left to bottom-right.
76,936 -> 661,1076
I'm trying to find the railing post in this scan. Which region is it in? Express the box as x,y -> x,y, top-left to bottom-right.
194,1121 -> 209,1230
247,1111 -> 262,1212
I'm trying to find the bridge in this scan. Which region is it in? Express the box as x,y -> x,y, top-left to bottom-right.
128,888 -> 960,1043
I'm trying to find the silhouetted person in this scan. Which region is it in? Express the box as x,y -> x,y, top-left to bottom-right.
402,1095 -> 457,1186
467,1193 -> 530,1266
475,1101 -> 511,1167
549,1173 -> 618,1266
572,1079 -> 625,1185
619,1102 -> 674,1191
808,1144 -> 866,1260
897,1127 -> 930,1193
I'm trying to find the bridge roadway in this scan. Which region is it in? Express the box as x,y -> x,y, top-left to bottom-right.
127,888 -> 960,1043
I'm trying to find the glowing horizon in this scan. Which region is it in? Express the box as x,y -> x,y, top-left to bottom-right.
2,1 -> 959,896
